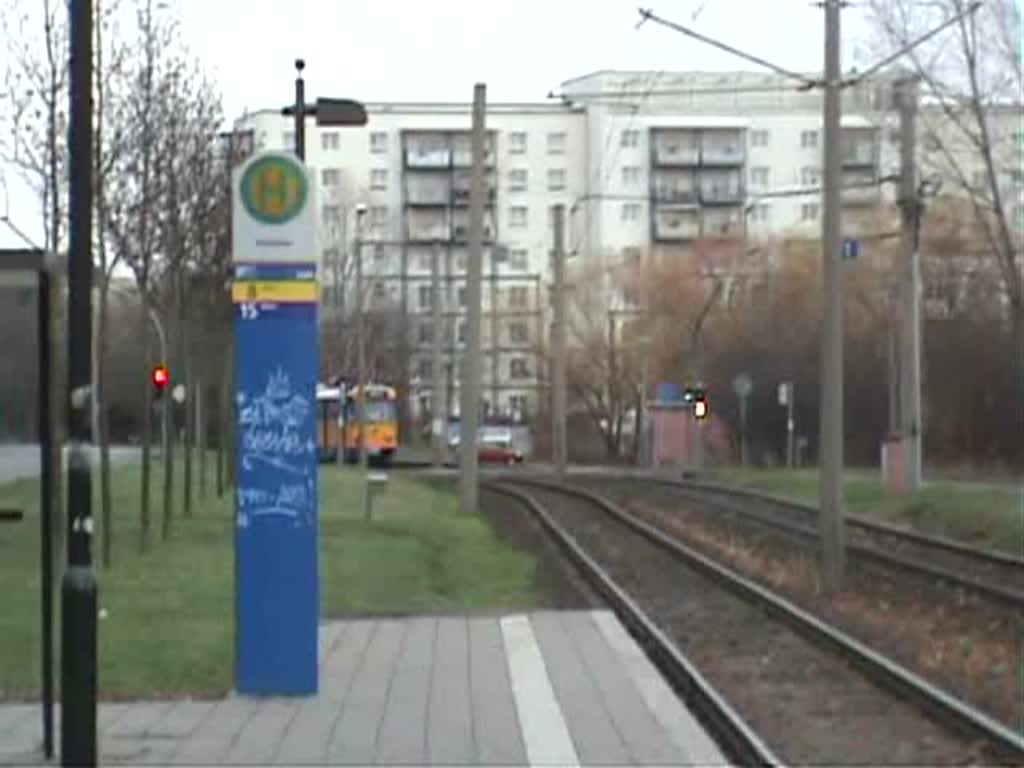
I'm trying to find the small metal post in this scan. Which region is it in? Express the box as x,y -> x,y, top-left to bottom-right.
61,0 -> 98,763
294,59 -> 306,161
37,264 -> 54,760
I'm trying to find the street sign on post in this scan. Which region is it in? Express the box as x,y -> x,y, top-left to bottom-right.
232,150 -> 319,695
842,237 -> 859,261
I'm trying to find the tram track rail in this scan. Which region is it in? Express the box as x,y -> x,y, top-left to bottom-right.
487,475 -> 1024,766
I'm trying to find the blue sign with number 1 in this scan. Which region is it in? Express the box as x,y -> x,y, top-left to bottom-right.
234,263 -> 319,695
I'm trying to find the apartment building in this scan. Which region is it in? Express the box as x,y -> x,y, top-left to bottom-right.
233,68 -> 1020,420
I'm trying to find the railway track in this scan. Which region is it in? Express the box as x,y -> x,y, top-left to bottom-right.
588,475 -> 1024,612
486,475 -> 1024,766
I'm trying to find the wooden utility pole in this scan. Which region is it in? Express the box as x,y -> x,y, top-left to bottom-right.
818,0 -> 847,589
459,83 -> 486,514
430,241 -> 445,467
897,75 -> 923,492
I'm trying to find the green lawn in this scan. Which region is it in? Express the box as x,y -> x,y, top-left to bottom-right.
711,467 -> 1022,554
0,461 -> 544,700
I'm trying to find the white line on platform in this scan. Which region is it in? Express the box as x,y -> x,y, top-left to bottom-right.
591,610 -> 729,767
500,614 -> 580,767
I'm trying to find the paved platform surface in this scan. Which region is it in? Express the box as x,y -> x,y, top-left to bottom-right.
1,610 -> 726,766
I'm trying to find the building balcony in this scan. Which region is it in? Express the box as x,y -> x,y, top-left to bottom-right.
652,145 -> 701,167
452,224 -> 495,243
652,208 -> 700,241
700,145 -> 746,165
840,127 -> 878,168
652,188 -> 699,205
698,183 -> 745,205
841,142 -> 878,167
451,186 -> 497,207
405,149 -> 451,169
405,179 -> 451,206
700,129 -> 745,165
452,148 -> 497,168
841,170 -> 880,205
701,209 -> 744,238
406,209 -> 450,243
650,127 -> 701,167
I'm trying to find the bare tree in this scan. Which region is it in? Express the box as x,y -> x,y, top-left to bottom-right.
865,0 -> 1024,423
150,59 -> 224,532
106,0 -> 177,551
1,0 -> 69,565
563,258 -> 640,459
92,0 -> 133,568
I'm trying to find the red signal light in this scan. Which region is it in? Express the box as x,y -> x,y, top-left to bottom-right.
152,365 -> 169,389
694,397 -> 708,420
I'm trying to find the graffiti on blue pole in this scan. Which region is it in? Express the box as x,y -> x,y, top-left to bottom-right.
232,151 -> 319,695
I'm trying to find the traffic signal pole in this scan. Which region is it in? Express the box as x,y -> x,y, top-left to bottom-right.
62,1 -> 98,764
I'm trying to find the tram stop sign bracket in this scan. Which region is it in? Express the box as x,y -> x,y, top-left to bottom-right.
281,98 -> 368,127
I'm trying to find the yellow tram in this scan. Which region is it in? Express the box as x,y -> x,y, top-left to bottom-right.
342,383 -> 399,466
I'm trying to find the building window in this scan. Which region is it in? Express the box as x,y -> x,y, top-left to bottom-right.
321,204 -> 340,222
509,286 -> 528,308
370,131 -> 388,154
321,168 -> 340,186
547,132 -> 566,155
509,394 -> 528,419
751,129 -> 770,147
370,169 -> 388,190
508,168 -> 528,191
800,130 -> 819,148
372,282 -> 386,299
509,248 -> 528,270
547,168 -> 566,191
372,244 -> 386,261
418,322 -> 432,345
621,203 -> 641,222
508,321 -> 529,344
750,167 -> 770,187
457,322 -> 467,344
509,131 -> 527,154
749,203 -> 771,223
509,206 -> 528,228
801,167 -> 820,187
418,358 -> 433,379
621,166 -> 641,185
458,285 -> 467,307
321,132 -> 340,150
371,205 -> 388,227
283,131 -> 295,148
801,203 -> 819,220
621,129 -> 639,148
418,285 -> 432,309
509,358 -> 530,379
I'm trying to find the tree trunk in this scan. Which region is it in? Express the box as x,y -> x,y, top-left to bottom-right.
48,265 -> 65,569
182,281 -> 193,518
1014,300 -> 1024,464
198,378 -> 207,500
139,291 -> 153,552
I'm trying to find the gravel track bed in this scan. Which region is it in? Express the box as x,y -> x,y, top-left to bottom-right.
502,482 -> 1007,765
582,479 -> 1022,731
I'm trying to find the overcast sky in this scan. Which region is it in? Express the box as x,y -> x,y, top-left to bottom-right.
1,0 -> 887,249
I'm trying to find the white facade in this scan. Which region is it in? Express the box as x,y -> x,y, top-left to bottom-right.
233,68 -> 1020,422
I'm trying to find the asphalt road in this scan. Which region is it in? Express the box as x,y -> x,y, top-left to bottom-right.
0,443 -> 140,484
